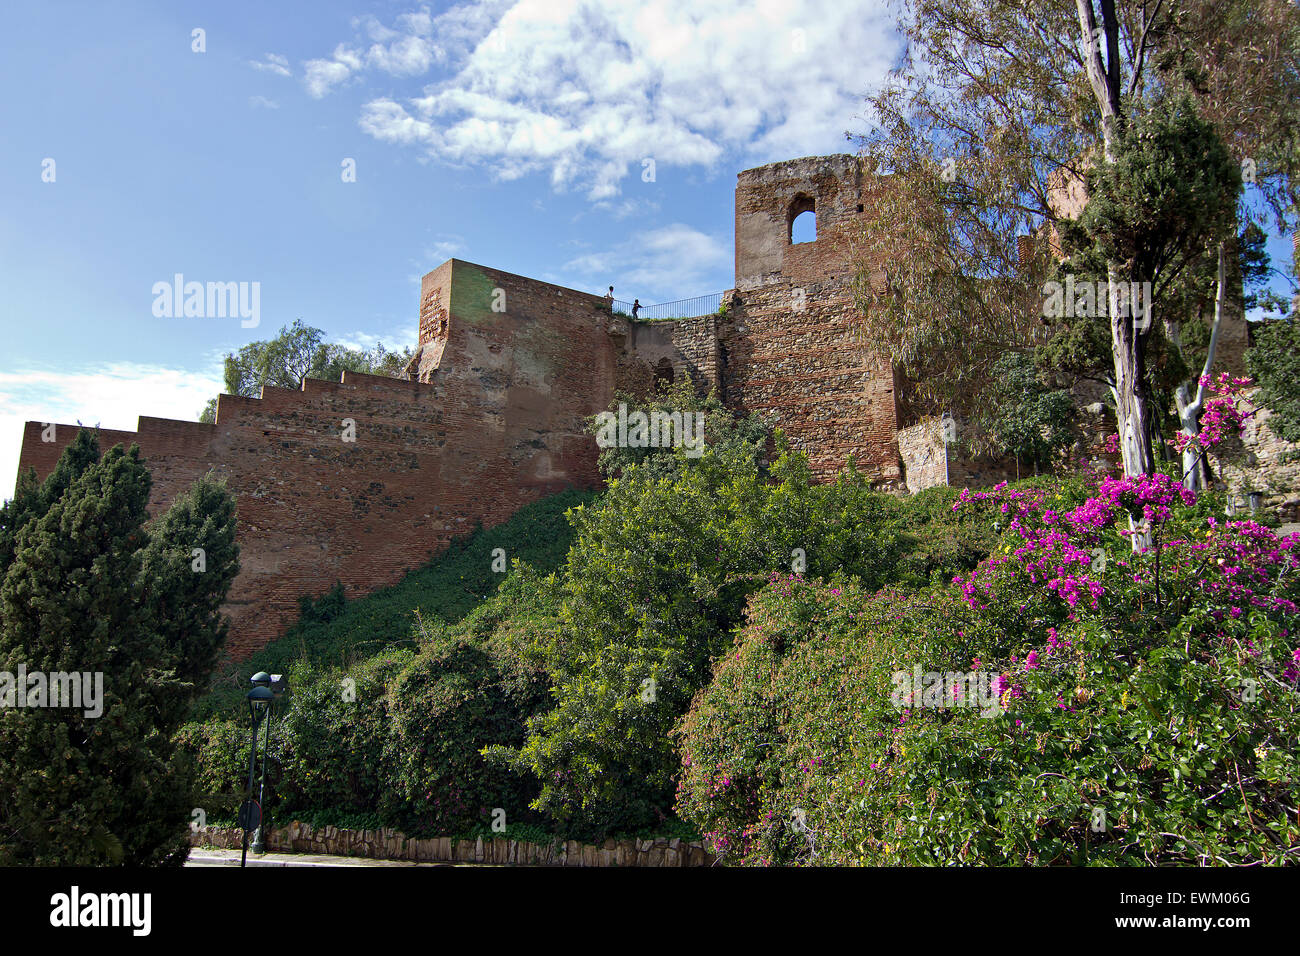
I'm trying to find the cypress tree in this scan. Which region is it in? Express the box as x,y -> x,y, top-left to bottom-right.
0,431 -> 239,865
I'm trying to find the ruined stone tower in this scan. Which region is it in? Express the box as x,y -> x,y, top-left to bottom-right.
722,154 -> 902,482
14,154 -> 925,658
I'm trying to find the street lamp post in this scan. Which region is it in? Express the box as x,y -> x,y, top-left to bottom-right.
248,672 -> 286,857
240,682 -> 273,868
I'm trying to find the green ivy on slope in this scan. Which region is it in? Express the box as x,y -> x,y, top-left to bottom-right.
195,487 -> 596,718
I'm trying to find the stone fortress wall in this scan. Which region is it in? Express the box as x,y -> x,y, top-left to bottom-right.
15,154 -> 1283,658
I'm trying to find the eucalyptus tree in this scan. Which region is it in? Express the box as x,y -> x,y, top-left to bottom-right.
851,0 -> 1300,492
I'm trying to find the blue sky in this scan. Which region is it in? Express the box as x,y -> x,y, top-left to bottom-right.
0,1 -> 1293,502
0,0 -> 903,499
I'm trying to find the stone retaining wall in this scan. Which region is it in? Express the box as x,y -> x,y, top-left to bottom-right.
1218,388 -> 1300,522
190,822 -> 714,867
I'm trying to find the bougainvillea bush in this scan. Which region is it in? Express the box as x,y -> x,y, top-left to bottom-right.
677,471 -> 1300,865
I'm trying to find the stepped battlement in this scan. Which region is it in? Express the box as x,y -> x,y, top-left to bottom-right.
23,152 -> 1216,658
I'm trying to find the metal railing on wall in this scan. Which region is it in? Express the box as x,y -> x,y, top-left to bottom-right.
608,292 -> 724,321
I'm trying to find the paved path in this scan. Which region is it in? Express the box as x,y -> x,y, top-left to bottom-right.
187,848 -> 478,867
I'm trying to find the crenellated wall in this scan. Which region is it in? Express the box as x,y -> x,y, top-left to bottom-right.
18,260 -> 625,660
10,158 -> 915,658
18,153 -> 1273,659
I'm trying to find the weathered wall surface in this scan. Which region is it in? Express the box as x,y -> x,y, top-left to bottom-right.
897,420 -> 946,494
1218,388 -> 1300,522
17,153 -> 1280,661
18,260 -> 616,660
610,313 -> 722,400
725,155 -> 902,484
721,280 -> 900,483
896,416 -> 1026,494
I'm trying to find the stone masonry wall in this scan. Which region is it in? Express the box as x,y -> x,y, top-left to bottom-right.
897,420 -> 946,493
1218,387 -> 1300,523
722,280 -> 901,483
611,312 -> 722,399
17,259 -> 620,660
725,154 -> 902,484
190,822 -> 714,867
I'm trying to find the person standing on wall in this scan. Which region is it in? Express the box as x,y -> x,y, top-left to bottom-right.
604,285 -> 614,308
632,298 -> 641,319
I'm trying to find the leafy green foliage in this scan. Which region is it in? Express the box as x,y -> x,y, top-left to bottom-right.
1077,95 -> 1240,296
173,714 -> 258,825
977,352 -> 1078,474
274,651 -> 411,822
1247,318 -> 1300,443
593,379 -> 766,481
385,601 -> 551,836
139,474 -> 241,721
180,562 -> 558,837
677,476 -> 1300,866
195,487 -> 594,718
198,318 -> 414,419
0,431 -> 238,865
492,397 -> 1000,839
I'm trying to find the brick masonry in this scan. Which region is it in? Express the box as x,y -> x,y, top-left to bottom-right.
13,153 -> 1280,659
721,155 -> 902,483
18,261 -> 623,660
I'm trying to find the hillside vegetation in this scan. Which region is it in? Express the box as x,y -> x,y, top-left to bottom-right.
194,487 -> 594,719
181,385 -> 1300,861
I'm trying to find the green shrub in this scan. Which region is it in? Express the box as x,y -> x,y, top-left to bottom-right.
274,651 -> 413,821
175,716 -> 262,826
676,578 -> 1007,864
196,487 -> 594,718
876,483 -> 1000,586
498,425 -> 961,838
676,475 -> 1300,865
182,562 -> 559,836
385,571 -> 554,836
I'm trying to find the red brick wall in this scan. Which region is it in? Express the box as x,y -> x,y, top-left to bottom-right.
727,155 -> 902,484
11,156 -> 1041,661
17,259 -> 619,661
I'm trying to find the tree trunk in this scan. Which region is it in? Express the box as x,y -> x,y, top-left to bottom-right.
1078,0 -> 1153,549
1109,264 -> 1156,479
1172,243 -> 1226,491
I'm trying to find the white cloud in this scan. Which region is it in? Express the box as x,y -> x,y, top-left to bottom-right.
331,326 -> 420,355
591,196 -> 660,221
251,53 -> 292,77
304,44 -> 363,98
366,34 -> 438,75
560,223 -> 729,301
249,95 -> 280,109
0,364 -> 224,504
303,3 -> 511,100
332,0 -> 899,199
428,237 -> 465,261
